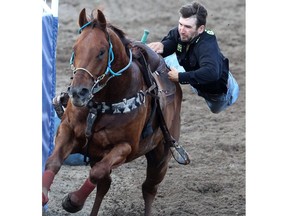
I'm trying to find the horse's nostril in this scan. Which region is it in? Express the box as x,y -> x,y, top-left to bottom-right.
80,88 -> 89,97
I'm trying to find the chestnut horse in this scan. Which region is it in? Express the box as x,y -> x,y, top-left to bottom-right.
42,8 -> 184,216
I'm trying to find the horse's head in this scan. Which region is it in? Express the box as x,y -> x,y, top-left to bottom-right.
67,9 -> 132,107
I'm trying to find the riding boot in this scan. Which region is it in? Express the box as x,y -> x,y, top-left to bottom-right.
52,92 -> 69,119
169,140 -> 191,165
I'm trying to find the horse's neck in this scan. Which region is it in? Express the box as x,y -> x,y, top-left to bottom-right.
94,30 -> 143,101
98,62 -> 143,103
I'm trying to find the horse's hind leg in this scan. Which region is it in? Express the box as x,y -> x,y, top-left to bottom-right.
142,147 -> 170,216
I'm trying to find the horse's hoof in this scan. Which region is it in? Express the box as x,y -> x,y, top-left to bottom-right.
62,193 -> 84,213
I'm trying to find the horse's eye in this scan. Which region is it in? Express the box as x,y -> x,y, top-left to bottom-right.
98,49 -> 106,59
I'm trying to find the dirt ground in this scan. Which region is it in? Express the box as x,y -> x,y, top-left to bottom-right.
44,0 -> 245,215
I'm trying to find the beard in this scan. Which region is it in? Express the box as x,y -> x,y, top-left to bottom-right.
180,35 -> 190,42
180,32 -> 198,42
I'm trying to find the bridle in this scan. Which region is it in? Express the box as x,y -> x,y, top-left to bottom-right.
69,21 -> 133,96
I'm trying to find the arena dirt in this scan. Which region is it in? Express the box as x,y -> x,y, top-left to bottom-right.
44,0 -> 245,215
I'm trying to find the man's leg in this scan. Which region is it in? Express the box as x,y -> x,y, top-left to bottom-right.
201,72 -> 239,114
164,53 -> 185,72
227,72 -> 239,106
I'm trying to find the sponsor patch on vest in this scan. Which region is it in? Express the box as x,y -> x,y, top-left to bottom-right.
177,44 -> 182,52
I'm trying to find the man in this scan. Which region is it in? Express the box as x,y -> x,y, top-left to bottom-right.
148,1 -> 239,113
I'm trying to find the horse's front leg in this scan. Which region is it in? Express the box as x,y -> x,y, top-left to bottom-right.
61,175 -> 111,214
63,142 -> 132,216
42,123 -> 75,206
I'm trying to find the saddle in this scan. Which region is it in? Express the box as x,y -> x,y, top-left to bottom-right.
131,41 -> 176,100
131,41 -> 190,165
131,41 -> 176,136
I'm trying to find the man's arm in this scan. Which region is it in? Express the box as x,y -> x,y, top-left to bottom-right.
147,27 -> 179,57
147,42 -> 164,54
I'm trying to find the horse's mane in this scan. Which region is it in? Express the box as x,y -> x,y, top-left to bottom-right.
107,23 -> 132,48
88,10 -> 132,53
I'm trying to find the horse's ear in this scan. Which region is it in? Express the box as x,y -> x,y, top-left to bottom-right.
79,8 -> 88,28
97,9 -> 106,29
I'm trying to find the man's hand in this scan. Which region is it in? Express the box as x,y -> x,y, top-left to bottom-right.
147,42 -> 164,54
168,67 -> 179,82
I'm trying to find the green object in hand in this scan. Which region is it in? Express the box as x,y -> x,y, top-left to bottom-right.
141,29 -> 150,44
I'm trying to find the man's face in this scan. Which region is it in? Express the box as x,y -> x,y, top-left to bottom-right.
178,16 -> 202,42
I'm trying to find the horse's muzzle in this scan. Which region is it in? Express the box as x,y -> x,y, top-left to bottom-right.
67,86 -> 92,107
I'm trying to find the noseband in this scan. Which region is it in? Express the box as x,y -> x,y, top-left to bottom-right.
69,21 -> 133,95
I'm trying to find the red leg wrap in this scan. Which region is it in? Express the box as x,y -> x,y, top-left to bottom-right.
72,178 -> 96,202
42,170 -> 55,205
42,170 -> 55,189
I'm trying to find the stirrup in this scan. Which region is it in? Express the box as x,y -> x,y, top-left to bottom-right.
170,140 -> 190,165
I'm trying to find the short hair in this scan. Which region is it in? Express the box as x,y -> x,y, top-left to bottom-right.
179,2 -> 208,28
